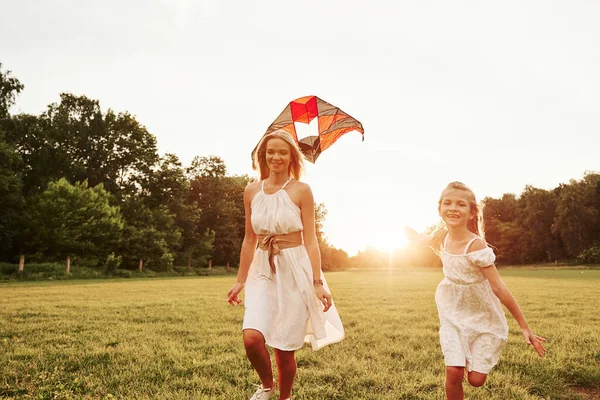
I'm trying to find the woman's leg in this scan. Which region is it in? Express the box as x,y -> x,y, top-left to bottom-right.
274,349 -> 296,400
243,329 -> 274,390
445,366 -> 465,400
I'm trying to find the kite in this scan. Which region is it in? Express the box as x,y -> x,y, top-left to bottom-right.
253,95 -> 364,163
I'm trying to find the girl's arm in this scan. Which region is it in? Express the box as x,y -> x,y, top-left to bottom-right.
226,183 -> 258,305
404,226 -> 433,246
299,183 -> 332,312
472,242 -> 547,357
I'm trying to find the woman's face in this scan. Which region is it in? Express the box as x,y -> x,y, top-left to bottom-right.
265,137 -> 292,175
438,188 -> 474,228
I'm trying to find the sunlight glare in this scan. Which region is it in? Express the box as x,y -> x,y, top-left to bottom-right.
303,136 -> 440,256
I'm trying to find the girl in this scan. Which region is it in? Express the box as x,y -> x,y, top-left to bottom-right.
406,181 -> 546,400
226,130 -> 344,400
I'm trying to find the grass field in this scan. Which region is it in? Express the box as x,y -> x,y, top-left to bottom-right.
1,267 -> 599,399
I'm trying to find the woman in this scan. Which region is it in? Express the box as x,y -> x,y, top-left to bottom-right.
226,130 -> 344,400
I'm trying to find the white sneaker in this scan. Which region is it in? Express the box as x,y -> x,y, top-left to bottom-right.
250,384 -> 274,400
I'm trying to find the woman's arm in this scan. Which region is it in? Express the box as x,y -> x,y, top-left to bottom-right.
226,183 -> 258,305
299,183 -> 332,312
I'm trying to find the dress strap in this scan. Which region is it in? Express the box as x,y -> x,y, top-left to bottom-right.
280,177 -> 293,190
463,236 -> 480,254
261,180 -> 265,192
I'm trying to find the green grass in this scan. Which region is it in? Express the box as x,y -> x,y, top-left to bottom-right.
1,268 -> 599,399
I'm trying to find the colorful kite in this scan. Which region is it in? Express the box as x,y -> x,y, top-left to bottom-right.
254,95 -> 364,163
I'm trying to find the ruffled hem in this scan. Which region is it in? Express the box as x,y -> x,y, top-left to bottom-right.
440,325 -> 507,373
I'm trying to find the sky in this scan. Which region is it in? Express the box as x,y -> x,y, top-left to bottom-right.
2,0 -> 600,255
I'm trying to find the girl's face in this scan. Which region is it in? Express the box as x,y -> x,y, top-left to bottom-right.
438,188 -> 475,228
265,138 -> 292,175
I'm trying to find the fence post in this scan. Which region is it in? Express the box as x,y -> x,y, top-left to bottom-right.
66,256 -> 71,274
139,259 -> 143,272
226,261 -> 230,272
19,255 -> 24,274
208,259 -> 212,272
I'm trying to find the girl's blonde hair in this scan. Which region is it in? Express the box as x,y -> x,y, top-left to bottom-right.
430,181 -> 486,251
253,130 -> 305,181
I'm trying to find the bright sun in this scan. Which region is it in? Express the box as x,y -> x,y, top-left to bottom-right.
379,234 -> 408,254
304,159 -> 438,257
320,197 -> 436,257
324,216 -> 415,256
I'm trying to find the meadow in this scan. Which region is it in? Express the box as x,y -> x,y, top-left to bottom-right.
1,267 -> 599,399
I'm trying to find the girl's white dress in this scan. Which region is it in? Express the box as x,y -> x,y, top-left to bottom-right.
242,179 -> 344,351
435,236 -> 509,374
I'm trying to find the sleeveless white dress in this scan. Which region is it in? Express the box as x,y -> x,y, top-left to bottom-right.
242,179 -> 344,351
435,236 -> 509,374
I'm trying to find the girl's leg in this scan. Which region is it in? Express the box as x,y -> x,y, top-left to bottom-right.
467,371 -> 487,387
445,366 -> 465,400
274,349 -> 296,400
243,329 -> 274,390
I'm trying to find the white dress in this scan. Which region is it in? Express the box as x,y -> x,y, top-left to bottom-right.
435,236 -> 509,374
242,179 -> 344,351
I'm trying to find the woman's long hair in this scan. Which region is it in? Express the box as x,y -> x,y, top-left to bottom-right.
253,130 -> 305,181
430,181 -> 485,251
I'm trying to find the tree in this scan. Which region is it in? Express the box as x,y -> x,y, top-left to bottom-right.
482,194 -> 527,264
320,246 -> 349,270
188,156 -> 250,266
554,173 -> 600,257
188,155 -> 227,179
144,153 -> 213,267
8,113 -> 71,196
0,64 -> 26,261
215,174 -> 251,266
519,185 -> 563,262
315,203 -> 328,247
119,198 -> 181,271
314,203 -> 349,270
0,133 -> 25,261
24,179 -> 123,265
8,93 -> 159,196
0,62 -> 24,120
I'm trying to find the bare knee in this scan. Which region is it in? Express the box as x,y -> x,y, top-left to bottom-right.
243,329 -> 266,353
467,372 -> 487,387
274,349 -> 296,366
445,367 -> 464,385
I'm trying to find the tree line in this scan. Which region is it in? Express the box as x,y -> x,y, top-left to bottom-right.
349,173 -> 600,268
482,175 -> 600,265
2,62 -> 598,272
0,62 -> 348,273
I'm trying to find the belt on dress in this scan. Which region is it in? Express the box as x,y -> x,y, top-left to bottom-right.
257,231 -> 303,278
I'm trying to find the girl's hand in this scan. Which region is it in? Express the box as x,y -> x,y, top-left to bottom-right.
315,285 -> 332,312
522,328 -> 547,357
226,282 -> 245,306
404,226 -> 419,241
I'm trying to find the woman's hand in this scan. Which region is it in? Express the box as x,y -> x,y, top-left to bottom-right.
315,285 -> 332,312
226,282 -> 245,306
522,328 -> 547,357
